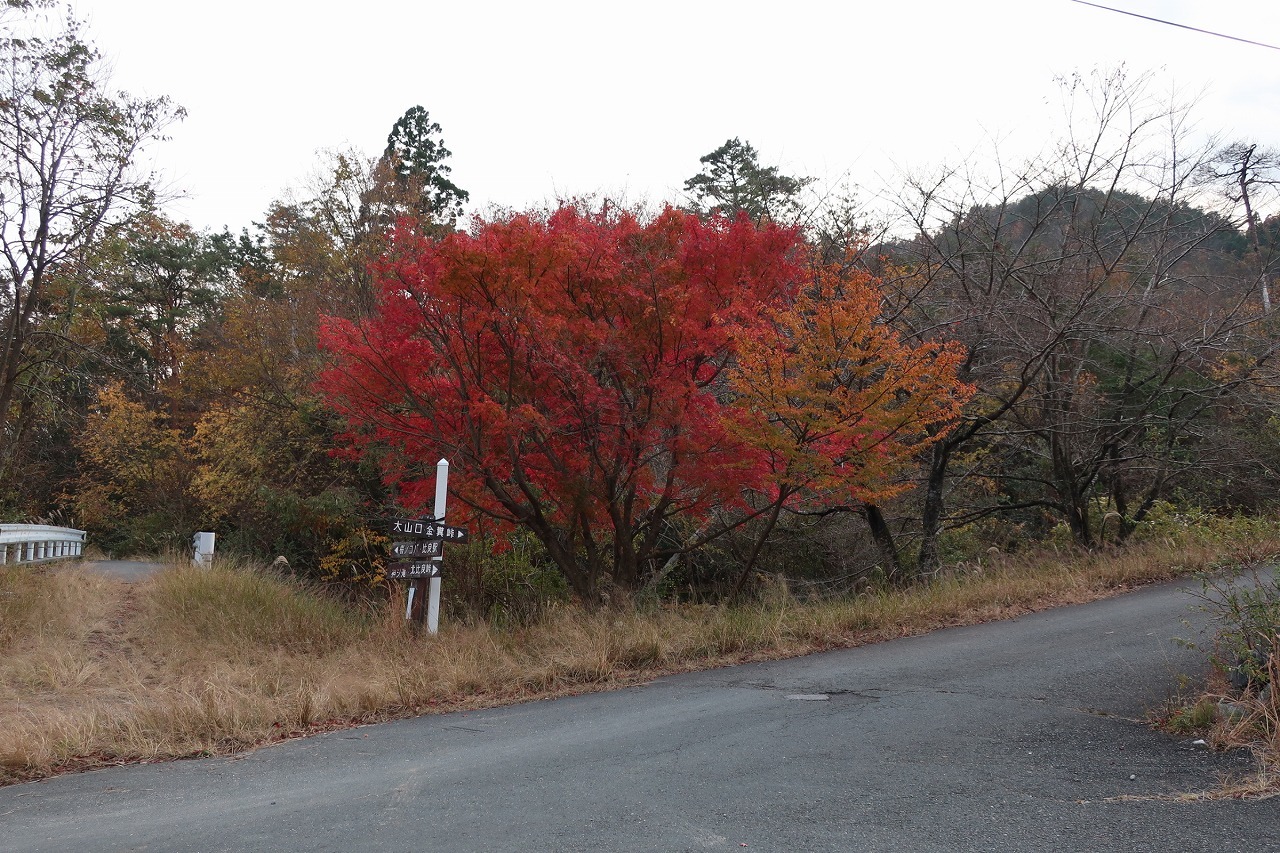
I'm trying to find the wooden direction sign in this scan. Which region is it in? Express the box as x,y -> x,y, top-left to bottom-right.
386,516 -> 469,543
391,539 -> 443,558
387,560 -> 443,579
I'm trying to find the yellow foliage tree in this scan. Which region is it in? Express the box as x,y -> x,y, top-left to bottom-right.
190,401 -> 385,583
69,383 -> 192,554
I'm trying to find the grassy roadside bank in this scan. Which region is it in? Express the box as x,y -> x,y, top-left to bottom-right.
0,534 -> 1269,786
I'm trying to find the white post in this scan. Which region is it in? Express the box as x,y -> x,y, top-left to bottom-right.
192,532 -> 216,568
427,458 -> 448,635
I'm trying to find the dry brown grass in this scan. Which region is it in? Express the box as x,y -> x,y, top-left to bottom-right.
0,536 -> 1255,785
1156,649 -> 1280,800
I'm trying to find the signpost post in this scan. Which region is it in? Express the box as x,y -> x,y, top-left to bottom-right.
388,459 -> 464,635
427,459 -> 448,634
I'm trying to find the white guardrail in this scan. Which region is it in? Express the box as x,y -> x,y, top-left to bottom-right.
0,524 -> 86,565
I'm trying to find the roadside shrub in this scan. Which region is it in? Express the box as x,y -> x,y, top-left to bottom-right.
1196,565 -> 1280,692
937,517 -> 1029,564
1132,503 -> 1280,549
1164,698 -> 1219,734
443,535 -> 570,626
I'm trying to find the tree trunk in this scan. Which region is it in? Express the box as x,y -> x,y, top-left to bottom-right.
862,503 -> 903,582
916,442 -> 951,578
731,499 -> 785,599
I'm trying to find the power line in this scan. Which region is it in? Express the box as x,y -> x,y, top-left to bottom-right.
1068,0 -> 1280,51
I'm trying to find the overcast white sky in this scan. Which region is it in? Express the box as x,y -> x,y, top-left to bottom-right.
66,0 -> 1280,233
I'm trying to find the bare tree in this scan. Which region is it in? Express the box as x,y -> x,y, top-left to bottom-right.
877,68 -> 1270,571
1201,141 -> 1280,312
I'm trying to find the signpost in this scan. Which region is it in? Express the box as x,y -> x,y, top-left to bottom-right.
387,459 -> 466,634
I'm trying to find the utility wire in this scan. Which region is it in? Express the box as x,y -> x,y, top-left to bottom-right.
1068,0 -> 1280,51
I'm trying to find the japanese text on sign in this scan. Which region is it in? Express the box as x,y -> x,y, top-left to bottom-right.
391,539 -> 443,558
387,561 -> 443,579
387,517 -> 469,543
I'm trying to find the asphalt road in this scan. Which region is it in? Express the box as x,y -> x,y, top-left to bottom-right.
79,560 -> 165,582
2,579 -> 1274,852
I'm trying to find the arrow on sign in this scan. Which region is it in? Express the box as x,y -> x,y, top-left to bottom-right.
391,539 -> 443,558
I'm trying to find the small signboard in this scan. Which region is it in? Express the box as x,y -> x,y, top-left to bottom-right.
387,517 -> 469,543
391,539 -> 443,558
387,560 -> 443,579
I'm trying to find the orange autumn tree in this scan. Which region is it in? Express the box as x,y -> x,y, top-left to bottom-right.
728,263 -> 973,584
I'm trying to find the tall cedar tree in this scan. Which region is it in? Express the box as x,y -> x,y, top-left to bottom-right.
382,106 -> 469,223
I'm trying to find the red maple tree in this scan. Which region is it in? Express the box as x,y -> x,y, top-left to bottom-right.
319,205 -> 804,599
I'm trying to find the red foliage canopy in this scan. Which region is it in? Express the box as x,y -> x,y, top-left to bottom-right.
318,205 -> 805,597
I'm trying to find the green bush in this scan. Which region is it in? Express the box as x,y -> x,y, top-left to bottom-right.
1164,698 -> 1219,733
1196,565 -> 1280,692
1132,502 -> 1280,546
443,534 -> 570,626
